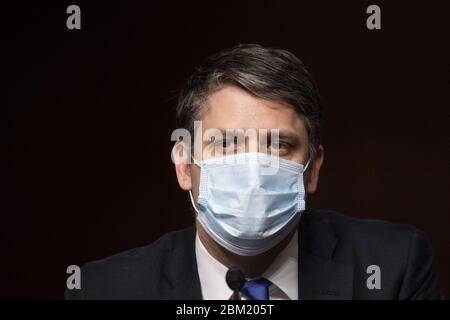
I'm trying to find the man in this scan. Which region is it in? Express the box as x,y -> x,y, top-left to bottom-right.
65,44 -> 443,300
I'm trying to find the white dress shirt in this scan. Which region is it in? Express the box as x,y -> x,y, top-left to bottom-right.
195,231 -> 299,300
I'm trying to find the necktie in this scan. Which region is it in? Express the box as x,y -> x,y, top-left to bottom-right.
240,278 -> 271,300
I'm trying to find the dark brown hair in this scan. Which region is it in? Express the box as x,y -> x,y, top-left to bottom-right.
176,43 -> 322,159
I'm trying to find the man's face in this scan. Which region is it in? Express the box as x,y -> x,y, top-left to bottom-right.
174,84 -> 324,200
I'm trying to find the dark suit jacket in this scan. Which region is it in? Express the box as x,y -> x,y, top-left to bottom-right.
65,209 -> 443,299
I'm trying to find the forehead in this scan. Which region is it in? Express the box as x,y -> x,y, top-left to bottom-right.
200,85 -> 306,135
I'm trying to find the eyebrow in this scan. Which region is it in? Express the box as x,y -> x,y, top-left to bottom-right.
207,128 -> 302,144
273,131 -> 301,146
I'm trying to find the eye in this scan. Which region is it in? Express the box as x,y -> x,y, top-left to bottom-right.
271,141 -> 290,150
213,138 -> 236,151
269,141 -> 292,155
222,139 -> 235,149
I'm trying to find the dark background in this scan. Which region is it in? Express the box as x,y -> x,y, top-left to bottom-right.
5,0 -> 449,299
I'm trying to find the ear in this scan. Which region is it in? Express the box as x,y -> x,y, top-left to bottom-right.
172,141 -> 192,191
305,144 -> 324,194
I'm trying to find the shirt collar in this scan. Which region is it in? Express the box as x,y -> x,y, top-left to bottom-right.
195,231 -> 299,300
261,230 -> 298,300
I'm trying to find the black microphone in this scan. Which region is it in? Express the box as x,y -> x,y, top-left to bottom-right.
226,267 -> 245,300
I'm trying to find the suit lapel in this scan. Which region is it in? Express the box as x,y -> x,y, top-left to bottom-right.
298,211 -> 354,299
160,211 -> 354,300
160,227 -> 203,299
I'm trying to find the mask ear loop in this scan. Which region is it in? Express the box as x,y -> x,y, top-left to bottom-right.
189,156 -> 201,215
189,190 -> 200,215
192,157 -> 201,167
303,159 -> 311,173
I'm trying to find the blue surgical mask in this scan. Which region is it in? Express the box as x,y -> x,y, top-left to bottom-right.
189,152 -> 309,256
